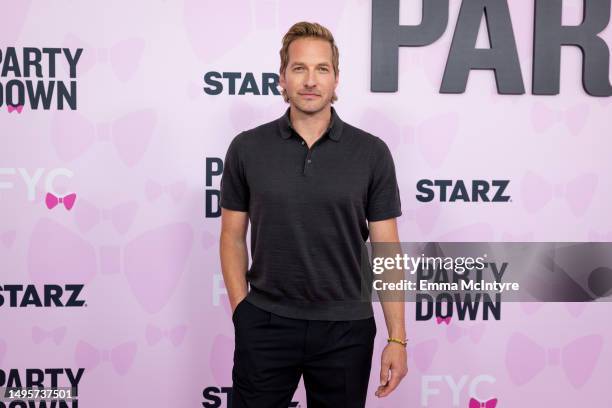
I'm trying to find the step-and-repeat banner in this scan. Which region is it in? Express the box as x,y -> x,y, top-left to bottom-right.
1,0 -> 611,407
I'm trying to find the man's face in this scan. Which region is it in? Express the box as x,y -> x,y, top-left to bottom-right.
279,37 -> 339,114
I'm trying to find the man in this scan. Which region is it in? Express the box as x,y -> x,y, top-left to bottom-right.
220,21 -> 407,408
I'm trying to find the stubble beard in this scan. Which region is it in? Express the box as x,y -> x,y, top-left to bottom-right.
289,93 -> 332,116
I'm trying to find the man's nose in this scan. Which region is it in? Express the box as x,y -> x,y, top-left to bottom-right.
304,70 -> 317,87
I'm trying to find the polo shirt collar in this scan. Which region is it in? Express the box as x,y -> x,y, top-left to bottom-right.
278,106 -> 344,142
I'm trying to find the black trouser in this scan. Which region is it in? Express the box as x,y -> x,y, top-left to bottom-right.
231,300 -> 377,408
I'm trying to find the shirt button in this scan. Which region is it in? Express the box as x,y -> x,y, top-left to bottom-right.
307,159 -> 312,163
301,141 -> 305,145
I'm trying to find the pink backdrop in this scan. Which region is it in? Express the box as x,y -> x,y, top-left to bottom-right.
1,0 -> 611,407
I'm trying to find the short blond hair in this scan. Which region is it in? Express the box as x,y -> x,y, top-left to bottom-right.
279,21 -> 339,103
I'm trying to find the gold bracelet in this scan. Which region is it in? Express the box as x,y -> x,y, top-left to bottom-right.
387,337 -> 408,347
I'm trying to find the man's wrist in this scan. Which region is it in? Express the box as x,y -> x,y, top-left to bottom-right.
388,329 -> 406,339
230,293 -> 248,309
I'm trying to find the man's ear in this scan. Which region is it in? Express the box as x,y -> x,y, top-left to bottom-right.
332,70 -> 339,92
279,71 -> 286,89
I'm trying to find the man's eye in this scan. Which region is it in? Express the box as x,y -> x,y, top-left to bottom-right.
319,67 -> 329,72
294,67 -> 303,71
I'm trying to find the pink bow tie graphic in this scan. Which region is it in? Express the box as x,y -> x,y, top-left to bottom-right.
229,100 -> 287,133
359,108 -> 459,169
202,230 -> 217,250
531,102 -> 589,136
436,316 -> 451,325
521,171 -> 597,216
469,397 -> 498,408
28,217 -> 194,313
145,180 -> 187,203
565,302 -> 587,317
63,34 -> 145,81
73,199 -> 138,234
7,105 -> 24,113
32,326 -> 67,345
50,109 -> 156,166
1,230 -> 16,248
406,339 -> 438,372
403,203 -> 441,235
506,332 -> 603,388
75,340 -> 137,375
447,323 -> 485,343
403,112 -> 459,169
520,302 -> 543,315
521,302 -> 587,318
145,324 -> 188,346
45,192 -> 77,210
184,0 -> 250,64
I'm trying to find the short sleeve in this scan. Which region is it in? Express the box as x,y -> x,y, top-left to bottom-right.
366,137 -> 402,221
220,134 -> 249,212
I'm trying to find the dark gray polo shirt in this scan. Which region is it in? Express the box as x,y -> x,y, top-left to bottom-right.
220,106 -> 402,320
